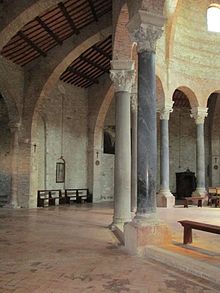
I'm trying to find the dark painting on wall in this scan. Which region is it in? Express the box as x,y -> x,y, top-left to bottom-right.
104,126 -> 115,154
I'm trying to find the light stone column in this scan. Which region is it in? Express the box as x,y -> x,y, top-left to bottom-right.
157,103 -> 175,207
131,92 -> 137,212
124,5 -> 171,255
191,107 -> 208,197
110,60 -> 135,227
8,122 -> 21,208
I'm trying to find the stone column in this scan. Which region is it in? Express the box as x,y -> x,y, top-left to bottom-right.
110,60 -> 135,227
124,6 -> 171,255
9,122 -> 21,208
191,107 -> 208,197
157,104 -> 175,207
131,92 -> 137,212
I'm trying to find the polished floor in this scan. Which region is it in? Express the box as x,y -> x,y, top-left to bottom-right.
0,203 -> 220,293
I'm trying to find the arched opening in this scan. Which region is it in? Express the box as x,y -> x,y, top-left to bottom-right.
170,89 -> 197,201
207,5 -> 220,32
206,92 -> 220,187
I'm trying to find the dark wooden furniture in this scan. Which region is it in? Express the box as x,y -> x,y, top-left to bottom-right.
184,197 -> 204,208
65,189 -> 77,204
178,220 -> 220,244
176,170 -> 196,199
65,188 -> 89,204
37,190 -> 62,207
207,187 -> 220,207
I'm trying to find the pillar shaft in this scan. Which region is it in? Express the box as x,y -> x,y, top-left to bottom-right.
137,50 -> 157,216
160,119 -> 169,191
196,123 -> 205,189
9,124 -> 20,207
131,95 -> 137,212
114,91 -> 131,223
110,60 -> 134,225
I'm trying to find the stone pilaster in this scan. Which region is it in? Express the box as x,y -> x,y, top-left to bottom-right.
110,60 -> 135,227
8,121 -> 21,208
124,7 -> 171,256
191,107 -> 208,197
131,92 -> 137,212
157,102 -> 175,208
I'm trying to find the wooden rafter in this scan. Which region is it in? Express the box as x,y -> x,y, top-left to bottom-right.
92,45 -> 111,59
58,2 -> 80,35
17,31 -> 46,57
67,67 -> 99,84
80,55 -> 108,72
87,0 -> 98,22
36,16 -> 62,45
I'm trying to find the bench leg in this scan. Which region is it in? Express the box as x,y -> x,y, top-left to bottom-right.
198,199 -> 202,207
183,226 -> 192,244
184,200 -> 188,208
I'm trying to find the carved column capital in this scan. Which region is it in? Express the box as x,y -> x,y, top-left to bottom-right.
110,60 -> 135,92
127,10 -> 165,53
190,107 -> 208,124
158,102 -> 173,120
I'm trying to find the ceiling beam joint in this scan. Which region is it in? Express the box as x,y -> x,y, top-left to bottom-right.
58,2 -> 80,35
36,16 -> 63,45
17,31 -> 47,57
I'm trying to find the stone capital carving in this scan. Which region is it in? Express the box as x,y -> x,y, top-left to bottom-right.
190,107 -> 208,124
157,101 -> 173,120
127,9 -> 165,53
110,60 -> 135,92
131,92 -> 138,111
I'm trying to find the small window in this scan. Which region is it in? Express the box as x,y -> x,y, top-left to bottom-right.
207,6 -> 220,32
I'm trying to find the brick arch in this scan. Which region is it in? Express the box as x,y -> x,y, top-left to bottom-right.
156,75 -> 165,107
113,2 -> 133,60
176,86 -> 199,108
0,0 -> 61,51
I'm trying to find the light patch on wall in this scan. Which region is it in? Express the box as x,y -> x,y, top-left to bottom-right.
207,6 -> 220,32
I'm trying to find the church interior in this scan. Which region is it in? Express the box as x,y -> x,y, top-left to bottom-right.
1,0 -> 220,292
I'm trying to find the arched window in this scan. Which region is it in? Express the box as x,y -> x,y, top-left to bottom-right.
207,6 -> 220,32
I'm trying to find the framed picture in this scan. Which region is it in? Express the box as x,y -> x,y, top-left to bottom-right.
56,162 -> 65,183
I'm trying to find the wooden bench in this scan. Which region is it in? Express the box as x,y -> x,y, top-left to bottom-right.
178,220 -> 220,244
184,197 -> 204,208
65,188 -> 89,204
37,190 -> 62,207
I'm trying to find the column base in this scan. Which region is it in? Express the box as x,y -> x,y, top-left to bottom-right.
124,214 -> 172,256
192,188 -> 207,197
156,190 -> 175,208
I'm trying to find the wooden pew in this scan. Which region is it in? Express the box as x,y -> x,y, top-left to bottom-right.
178,220 -> 220,244
37,190 -> 62,207
183,197 -> 204,208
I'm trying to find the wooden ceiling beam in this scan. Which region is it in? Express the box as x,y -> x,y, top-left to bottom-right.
87,0 -> 98,22
80,55 -> 108,73
67,67 -> 99,84
58,2 -> 80,35
92,45 -> 111,60
36,16 -> 63,45
17,31 -> 46,57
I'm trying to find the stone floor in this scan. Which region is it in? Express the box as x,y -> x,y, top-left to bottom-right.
0,203 -> 220,293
